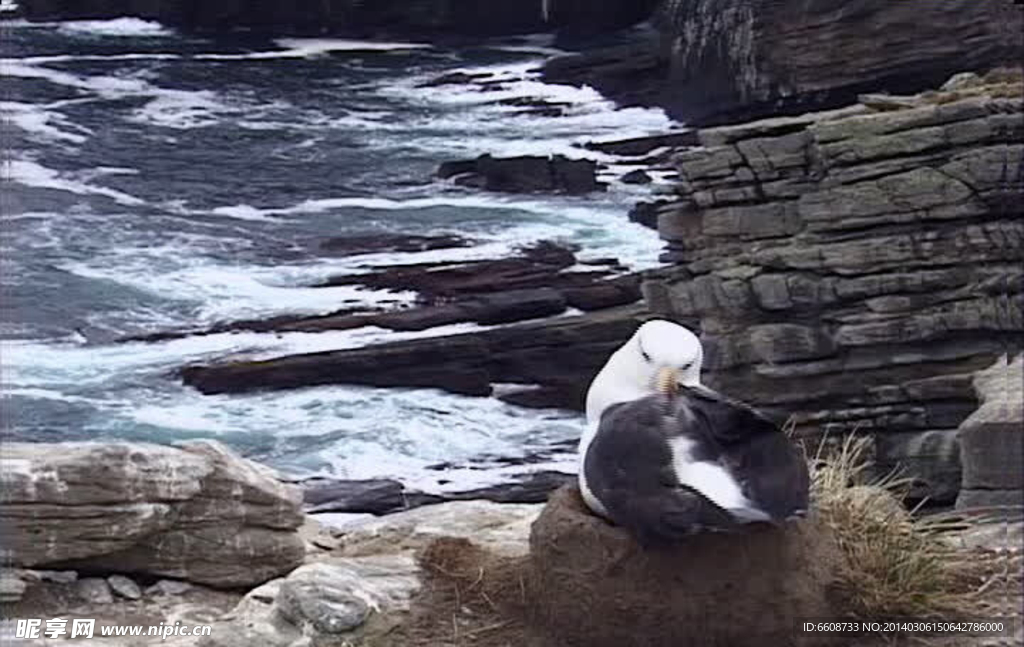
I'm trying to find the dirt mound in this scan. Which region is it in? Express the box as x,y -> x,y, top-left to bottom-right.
526,487 -> 844,647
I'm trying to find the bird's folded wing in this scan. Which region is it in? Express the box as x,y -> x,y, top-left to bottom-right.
677,385 -> 780,445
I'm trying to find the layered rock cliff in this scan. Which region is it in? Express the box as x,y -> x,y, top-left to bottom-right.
642,71 -> 1023,503
545,0 -> 1022,125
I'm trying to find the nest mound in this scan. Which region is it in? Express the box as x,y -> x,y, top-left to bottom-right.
525,486 -> 844,647
408,486 -> 845,647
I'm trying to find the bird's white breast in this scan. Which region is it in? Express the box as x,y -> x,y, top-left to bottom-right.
577,423 -> 609,517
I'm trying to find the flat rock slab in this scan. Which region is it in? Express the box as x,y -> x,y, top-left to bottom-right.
181,305 -> 648,411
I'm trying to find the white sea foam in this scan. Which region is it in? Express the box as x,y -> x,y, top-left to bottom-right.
2,321 -> 585,494
2,58 -> 240,129
0,0 -> 19,13
60,254 -> 419,324
1,101 -> 91,144
196,38 -> 431,61
6,159 -> 145,205
57,18 -> 172,37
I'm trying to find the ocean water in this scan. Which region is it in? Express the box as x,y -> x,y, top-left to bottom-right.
1,18 -> 672,492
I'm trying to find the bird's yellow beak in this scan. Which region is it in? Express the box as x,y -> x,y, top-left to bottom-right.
656,367 -> 680,396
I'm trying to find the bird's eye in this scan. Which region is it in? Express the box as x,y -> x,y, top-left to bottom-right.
641,349 -> 651,362
682,361 -> 693,370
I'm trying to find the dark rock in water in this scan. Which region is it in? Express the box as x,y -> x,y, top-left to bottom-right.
585,131 -> 698,156
316,241 -> 585,297
526,486 -> 844,647
302,471 -> 574,515
437,154 -> 606,195
415,71 -> 492,88
494,96 -> 571,118
620,169 -> 653,185
627,200 -> 666,230
181,305 -> 647,409
124,242 -> 640,343
303,478 -> 420,514
318,233 -> 469,256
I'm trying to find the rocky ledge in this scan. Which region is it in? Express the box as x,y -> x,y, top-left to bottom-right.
126,241 -> 641,344
1,440 -> 305,588
642,70 -> 1023,503
181,305 -> 648,410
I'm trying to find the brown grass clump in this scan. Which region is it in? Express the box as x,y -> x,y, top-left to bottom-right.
810,434 -> 997,620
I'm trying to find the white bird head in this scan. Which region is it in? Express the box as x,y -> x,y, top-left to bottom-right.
585,319 -> 704,425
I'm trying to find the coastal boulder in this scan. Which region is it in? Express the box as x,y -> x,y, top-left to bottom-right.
525,487 -> 843,647
0,440 -> 305,588
438,154 -> 605,195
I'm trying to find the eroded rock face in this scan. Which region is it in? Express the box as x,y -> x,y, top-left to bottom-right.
549,0 -> 1021,125
0,440 -> 305,588
526,487 -> 843,647
957,354 -> 1024,513
644,79 -> 1023,503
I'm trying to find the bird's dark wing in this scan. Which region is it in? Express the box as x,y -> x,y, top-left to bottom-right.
723,430 -> 810,521
672,387 -> 809,520
585,397 -> 737,545
675,385 -> 779,446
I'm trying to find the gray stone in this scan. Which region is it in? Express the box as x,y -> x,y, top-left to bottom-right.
702,203 -> 802,239
957,355 -> 1024,504
75,577 -> 115,604
145,579 -> 194,596
34,570 -> 78,584
276,565 -> 372,634
108,574 -> 143,600
0,440 -> 305,588
339,499 -> 541,559
874,430 -> 962,503
0,571 -> 27,603
957,489 -> 1024,511
748,324 -> 836,363
750,274 -> 792,310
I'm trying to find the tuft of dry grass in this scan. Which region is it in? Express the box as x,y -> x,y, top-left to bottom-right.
809,434 -> 994,619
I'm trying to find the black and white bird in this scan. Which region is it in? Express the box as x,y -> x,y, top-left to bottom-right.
578,319 -> 809,545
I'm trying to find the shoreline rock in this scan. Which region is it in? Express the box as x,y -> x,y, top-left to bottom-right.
437,154 -> 606,195
0,440 -> 305,588
181,305 -> 649,409
122,241 -> 642,343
